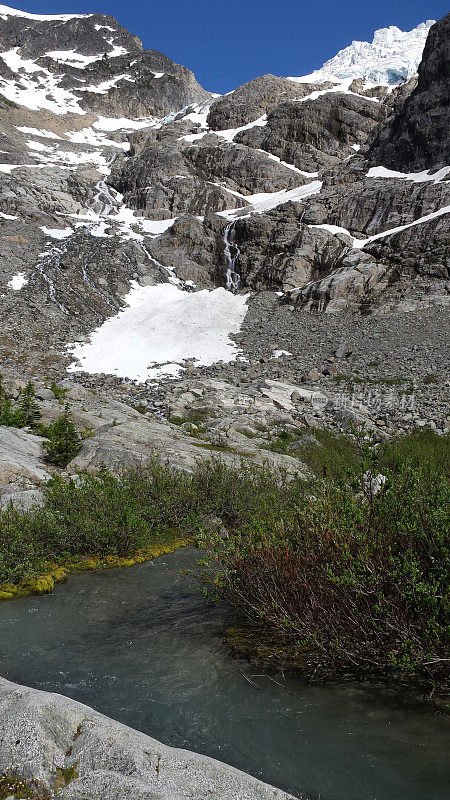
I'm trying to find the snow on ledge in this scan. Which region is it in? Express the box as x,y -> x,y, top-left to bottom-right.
366,166 -> 450,184
310,205 -> 450,249
68,283 -> 249,383
0,3 -> 90,20
218,181 -> 323,220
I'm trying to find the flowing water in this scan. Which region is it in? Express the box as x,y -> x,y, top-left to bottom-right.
224,221 -> 241,292
0,548 -> 448,800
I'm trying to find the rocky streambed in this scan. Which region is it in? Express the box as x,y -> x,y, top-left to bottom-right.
0,548 -> 449,800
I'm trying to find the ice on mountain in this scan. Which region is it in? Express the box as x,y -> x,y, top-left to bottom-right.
288,20 -> 434,87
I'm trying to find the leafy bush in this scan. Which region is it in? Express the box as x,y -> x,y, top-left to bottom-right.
198,463 -> 449,687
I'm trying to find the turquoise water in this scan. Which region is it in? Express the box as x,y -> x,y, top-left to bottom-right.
0,548 -> 449,800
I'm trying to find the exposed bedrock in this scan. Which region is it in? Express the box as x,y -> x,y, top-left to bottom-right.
235,93 -> 386,171
0,677 -> 293,800
302,174 -> 450,234
366,14 -> 450,170
109,132 -> 306,218
221,204 -> 347,291
206,73 -> 334,129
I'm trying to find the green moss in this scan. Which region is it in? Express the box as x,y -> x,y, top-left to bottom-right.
0,774 -> 34,799
54,764 -> 78,793
0,541 -> 188,602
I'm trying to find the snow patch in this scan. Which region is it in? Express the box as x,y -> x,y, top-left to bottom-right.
76,74 -> 133,94
16,127 -> 63,140
0,4 -> 89,20
182,114 -> 267,144
93,116 -> 158,132
45,50 -> 105,67
66,126 -> 130,150
7,272 -> 28,290
219,181 -> 322,220
68,283 -> 249,383
0,48 -> 86,115
40,226 -> 74,239
366,166 -> 450,183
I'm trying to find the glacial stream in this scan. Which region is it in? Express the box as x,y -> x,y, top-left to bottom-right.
0,548 -> 449,800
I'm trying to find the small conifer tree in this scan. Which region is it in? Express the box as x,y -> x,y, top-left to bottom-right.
17,382 -> 41,428
43,406 -> 82,468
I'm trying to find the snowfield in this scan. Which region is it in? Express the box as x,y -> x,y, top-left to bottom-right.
68,283 -> 249,382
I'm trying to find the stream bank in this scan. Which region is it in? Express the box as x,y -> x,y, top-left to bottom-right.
0,548 -> 448,800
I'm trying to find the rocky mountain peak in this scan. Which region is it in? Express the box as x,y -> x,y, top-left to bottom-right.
0,3 -> 208,118
0,5 -> 447,438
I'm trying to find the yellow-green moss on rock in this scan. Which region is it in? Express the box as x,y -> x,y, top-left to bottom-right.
0,540 -> 188,602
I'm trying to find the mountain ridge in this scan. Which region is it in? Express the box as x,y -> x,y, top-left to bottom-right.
0,6 -> 448,465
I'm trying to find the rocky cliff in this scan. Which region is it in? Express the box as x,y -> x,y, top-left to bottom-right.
0,5 -> 448,461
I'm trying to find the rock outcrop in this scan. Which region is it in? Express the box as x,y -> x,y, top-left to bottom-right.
366,14 -> 450,170
236,93 -> 386,172
0,677 -> 293,800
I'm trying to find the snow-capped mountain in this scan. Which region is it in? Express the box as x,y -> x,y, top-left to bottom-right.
0,4 -> 448,390
289,20 -> 435,86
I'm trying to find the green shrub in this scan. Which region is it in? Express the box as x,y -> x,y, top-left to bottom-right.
198,463 -> 449,687
43,407 -> 82,468
16,382 -> 41,427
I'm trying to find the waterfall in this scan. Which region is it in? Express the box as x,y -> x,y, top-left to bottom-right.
33,244 -> 69,314
224,221 -> 241,293
90,180 -> 119,217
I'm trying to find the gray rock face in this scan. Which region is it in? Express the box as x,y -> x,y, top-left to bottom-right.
366,14 -> 450,170
148,213 -> 225,286
206,73 -> 331,130
109,130 -> 305,222
0,426 -> 49,506
225,204 -> 347,291
0,10 -> 209,120
0,677 -> 293,800
183,141 -> 305,194
236,93 -> 386,171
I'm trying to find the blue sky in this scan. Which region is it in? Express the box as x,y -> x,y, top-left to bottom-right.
8,1 -> 449,92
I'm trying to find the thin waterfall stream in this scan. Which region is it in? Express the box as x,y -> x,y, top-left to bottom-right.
224,220 -> 241,292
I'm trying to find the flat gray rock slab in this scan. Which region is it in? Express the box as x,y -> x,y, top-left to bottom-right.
0,677 -> 294,800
